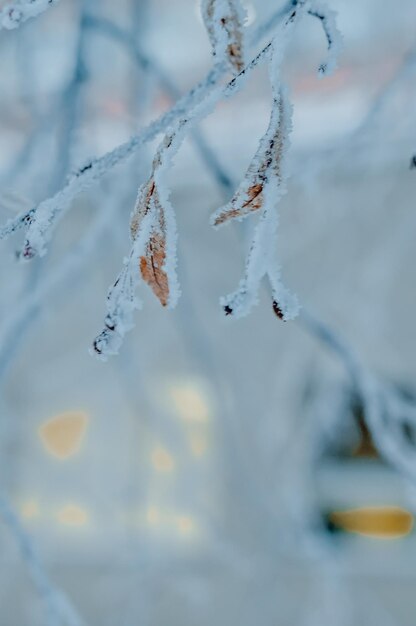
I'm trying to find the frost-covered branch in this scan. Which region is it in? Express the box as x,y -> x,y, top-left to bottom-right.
201,0 -> 246,74
214,83 -> 299,320
92,2 -> 310,358
0,187 -> 121,381
85,14 -> 234,195
308,1 -> 343,76
0,0 -> 302,256
0,0 -> 343,360
0,0 -> 61,31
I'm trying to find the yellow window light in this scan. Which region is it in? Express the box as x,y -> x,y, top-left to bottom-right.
145,505 -> 161,527
39,411 -> 88,460
169,383 -> 210,423
151,446 -> 175,473
329,506 -> 414,539
176,515 -> 197,536
56,504 -> 89,527
20,499 -> 40,520
189,433 -> 208,458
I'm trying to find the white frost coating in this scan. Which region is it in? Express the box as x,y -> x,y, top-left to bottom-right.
215,43 -> 299,321
0,0 -> 60,31
93,44 -> 280,359
0,1 -> 303,260
201,0 -> 246,73
152,135 -> 182,309
221,176 -> 299,321
308,0 -> 343,76
92,210 -> 154,361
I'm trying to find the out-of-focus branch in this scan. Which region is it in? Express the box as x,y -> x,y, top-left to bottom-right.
49,6 -> 89,193
298,308 -> 416,482
85,14 -> 235,195
0,494 -> 85,626
0,186 -> 121,381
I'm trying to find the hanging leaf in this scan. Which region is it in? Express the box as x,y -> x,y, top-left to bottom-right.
211,93 -> 287,228
130,177 -> 170,307
202,0 -> 246,74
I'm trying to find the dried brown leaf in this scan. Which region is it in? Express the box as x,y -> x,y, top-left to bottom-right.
140,229 -> 169,307
203,0 -> 245,74
130,177 -> 170,307
213,94 -> 286,227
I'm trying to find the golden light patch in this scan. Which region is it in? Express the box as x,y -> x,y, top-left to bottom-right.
189,433 -> 208,457
330,506 -> 413,539
146,506 -> 160,526
170,384 -> 210,423
20,499 -> 40,520
176,515 -> 196,536
39,411 -> 88,459
151,446 -> 175,472
56,504 -> 89,527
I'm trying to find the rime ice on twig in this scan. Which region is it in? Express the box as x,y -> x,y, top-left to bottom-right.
93,131 -> 182,360
0,1 -> 301,260
93,1 -> 309,357
213,41 -> 299,321
201,0 -> 246,74
0,0 -> 60,31
220,182 -> 299,321
211,94 -> 288,228
131,132 -> 180,309
308,1 -> 343,76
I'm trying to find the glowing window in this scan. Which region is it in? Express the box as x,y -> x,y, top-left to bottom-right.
189,432 -> 208,457
20,499 -> 40,520
176,515 -> 197,536
56,504 -> 89,527
169,383 -> 210,423
39,411 -> 88,459
329,506 -> 413,539
151,446 -> 175,472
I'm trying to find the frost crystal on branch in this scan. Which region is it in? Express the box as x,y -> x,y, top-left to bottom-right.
93,131 -> 181,359
131,131 -> 181,310
0,0 -> 60,31
211,93 -> 288,228
92,2 -> 310,358
308,1 -> 343,76
213,44 -> 299,321
201,0 -> 246,73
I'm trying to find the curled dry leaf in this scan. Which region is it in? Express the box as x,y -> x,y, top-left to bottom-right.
202,0 -> 245,74
211,94 -> 286,227
130,176 -> 169,307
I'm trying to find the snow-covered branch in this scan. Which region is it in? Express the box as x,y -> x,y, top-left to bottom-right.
0,0 -> 61,31
201,0 -> 246,74
308,1 -> 343,76
0,0 -> 302,256
92,2 -> 310,358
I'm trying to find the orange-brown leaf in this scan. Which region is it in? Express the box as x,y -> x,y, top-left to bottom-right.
140,230 -> 169,307
212,92 -> 287,228
203,0 -> 245,74
213,183 -> 264,226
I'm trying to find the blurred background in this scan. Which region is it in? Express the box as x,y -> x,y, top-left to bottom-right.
1,0 -> 416,624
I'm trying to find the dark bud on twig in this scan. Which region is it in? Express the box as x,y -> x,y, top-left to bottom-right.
272,300 -> 285,321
